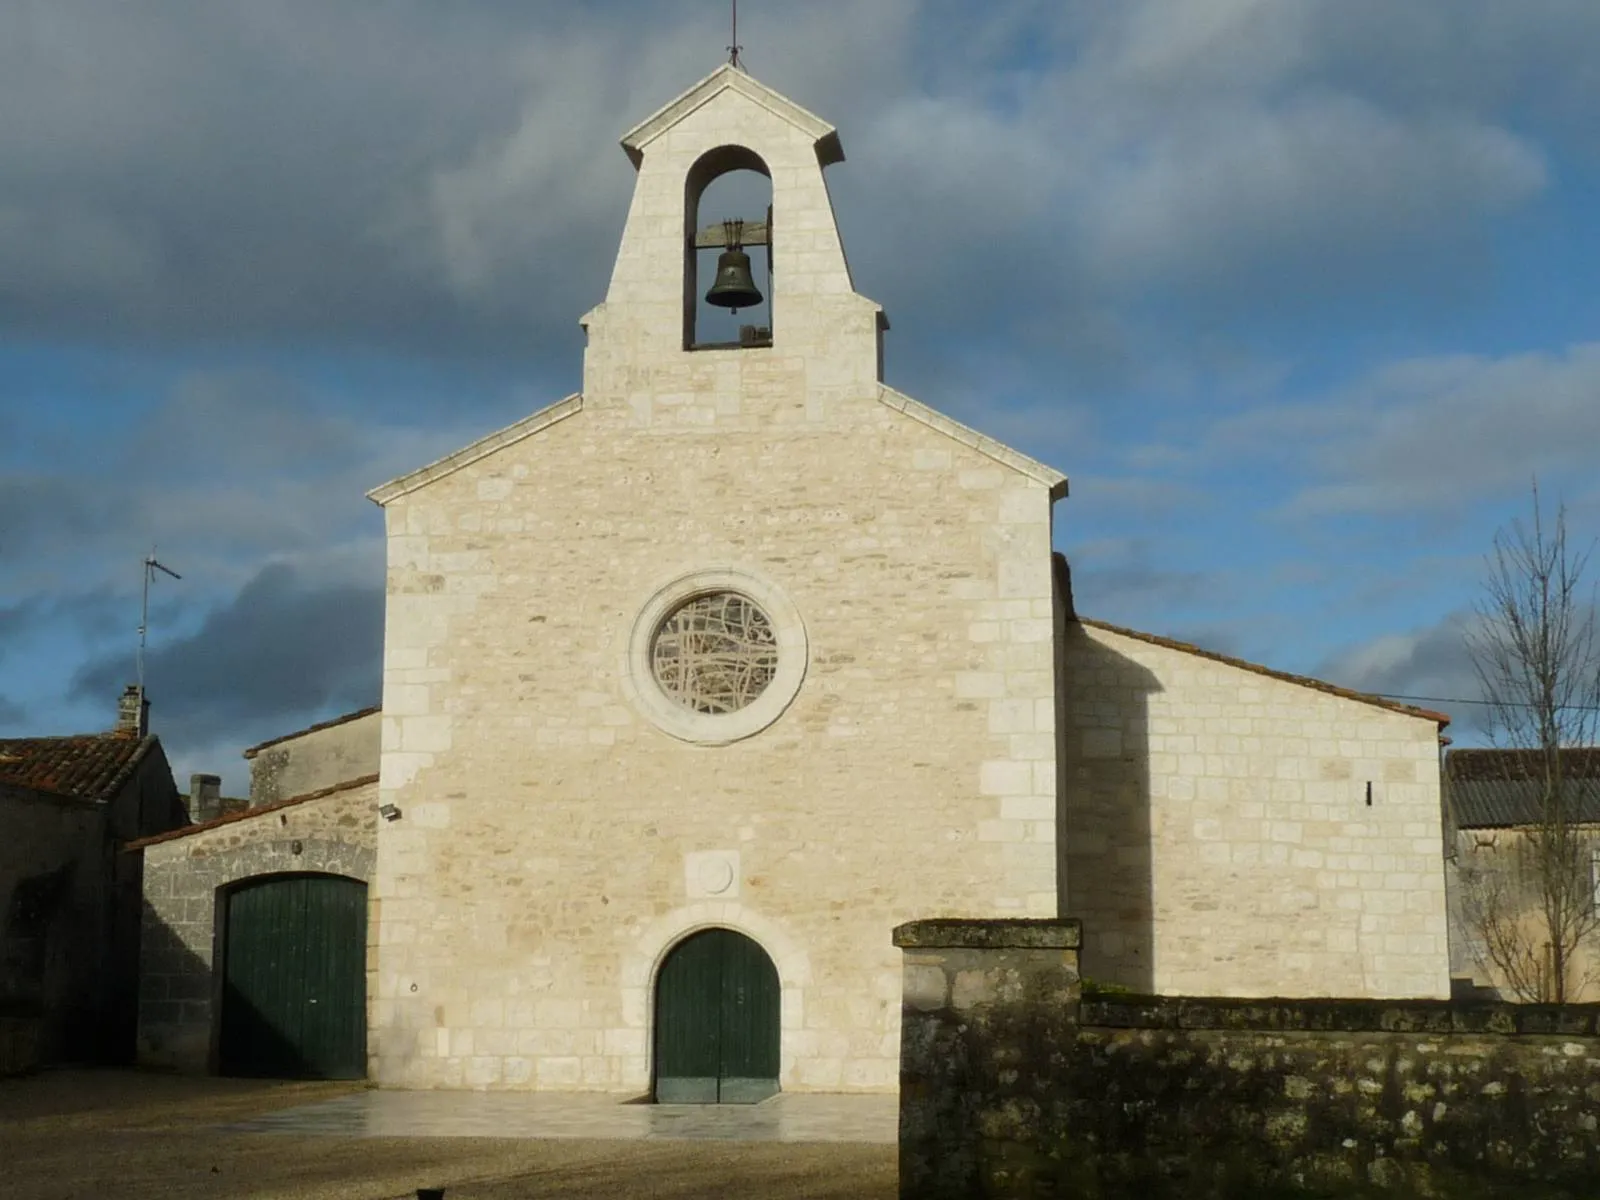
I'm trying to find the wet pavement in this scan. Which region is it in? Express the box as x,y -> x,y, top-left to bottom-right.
223,1089 -> 900,1143
0,1071 -> 898,1199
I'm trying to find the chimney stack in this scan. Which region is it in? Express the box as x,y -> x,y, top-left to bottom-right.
188,774 -> 223,824
116,685 -> 149,738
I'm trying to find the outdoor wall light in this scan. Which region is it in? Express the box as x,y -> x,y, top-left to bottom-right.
378,803 -> 402,822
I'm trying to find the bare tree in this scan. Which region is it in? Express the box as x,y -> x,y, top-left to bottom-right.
1458,486 -> 1600,1002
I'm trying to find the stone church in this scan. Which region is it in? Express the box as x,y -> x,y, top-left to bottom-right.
134,66 -> 1456,1095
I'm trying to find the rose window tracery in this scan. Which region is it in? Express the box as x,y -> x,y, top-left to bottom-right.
650,592 -> 778,715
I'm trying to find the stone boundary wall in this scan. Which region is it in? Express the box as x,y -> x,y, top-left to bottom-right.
896,919 -> 1600,1199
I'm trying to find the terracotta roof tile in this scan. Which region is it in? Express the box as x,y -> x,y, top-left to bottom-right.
242,706 -> 380,759
124,773 -> 379,851
1077,617 -> 1452,728
0,733 -> 155,801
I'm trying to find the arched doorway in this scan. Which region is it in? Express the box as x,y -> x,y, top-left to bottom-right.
217,873 -> 367,1079
654,927 -> 780,1103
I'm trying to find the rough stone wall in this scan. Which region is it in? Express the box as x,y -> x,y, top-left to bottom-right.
369,75 -> 1064,1093
136,781 -> 377,1072
1447,825 -> 1600,1002
897,920 -> 1600,1199
246,711 -> 380,807
0,787 -> 104,1059
1060,621 -> 1450,999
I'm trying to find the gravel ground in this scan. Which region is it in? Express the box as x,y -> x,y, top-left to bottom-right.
0,1070 -> 897,1200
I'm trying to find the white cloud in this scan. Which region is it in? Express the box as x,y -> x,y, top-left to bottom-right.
1272,344 -> 1600,518
1078,96 -> 1544,290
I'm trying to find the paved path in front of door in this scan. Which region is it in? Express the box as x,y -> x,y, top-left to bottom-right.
224,1090 -> 899,1144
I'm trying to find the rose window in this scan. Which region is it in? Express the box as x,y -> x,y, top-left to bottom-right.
650,592 -> 778,715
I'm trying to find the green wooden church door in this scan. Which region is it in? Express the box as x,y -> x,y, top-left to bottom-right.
654,928 -> 780,1103
219,874 -> 367,1079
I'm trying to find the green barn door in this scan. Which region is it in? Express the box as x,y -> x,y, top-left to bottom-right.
219,874 -> 367,1080
654,928 -> 779,1104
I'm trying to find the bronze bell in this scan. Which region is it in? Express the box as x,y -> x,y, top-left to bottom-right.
705,247 -> 763,312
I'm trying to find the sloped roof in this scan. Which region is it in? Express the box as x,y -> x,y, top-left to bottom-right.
1078,618 -> 1451,727
620,64 -> 843,167
242,704 -> 381,760
125,773 -> 380,851
1447,748 -> 1600,828
0,733 -> 156,801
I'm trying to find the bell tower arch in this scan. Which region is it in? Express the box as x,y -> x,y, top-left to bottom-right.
684,144 -> 773,351
580,66 -> 887,407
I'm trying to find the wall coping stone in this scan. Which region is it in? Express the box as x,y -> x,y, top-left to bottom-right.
893,918 -> 1081,950
1081,994 -> 1600,1037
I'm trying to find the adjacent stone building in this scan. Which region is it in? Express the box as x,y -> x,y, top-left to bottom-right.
1444,747 -> 1600,1002
1060,615 -> 1450,1000
0,688 -> 189,1066
132,711 -> 377,1075
244,706 -> 380,808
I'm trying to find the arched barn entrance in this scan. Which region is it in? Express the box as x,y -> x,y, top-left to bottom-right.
654,927 -> 780,1103
217,873 -> 367,1079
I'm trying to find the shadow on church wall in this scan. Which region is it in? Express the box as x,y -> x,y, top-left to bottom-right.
1056,613 -> 1162,994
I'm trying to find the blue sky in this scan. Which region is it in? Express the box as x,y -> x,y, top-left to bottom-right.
2,0 -> 1598,794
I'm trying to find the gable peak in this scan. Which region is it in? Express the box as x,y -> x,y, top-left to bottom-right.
621,65 -> 843,168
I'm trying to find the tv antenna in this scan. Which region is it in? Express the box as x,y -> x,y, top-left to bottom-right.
137,547 -> 181,704
728,0 -> 743,69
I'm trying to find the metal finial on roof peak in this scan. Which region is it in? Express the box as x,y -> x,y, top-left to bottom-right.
728,0 -> 744,69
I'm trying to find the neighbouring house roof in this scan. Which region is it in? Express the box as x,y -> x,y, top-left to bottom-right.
1446,748 -> 1600,829
1077,618 -> 1452,728
242,705 -> 382,760
0,733 -> 157,802
124,773 -> 380,851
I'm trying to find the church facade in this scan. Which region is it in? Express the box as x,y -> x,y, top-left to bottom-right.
358,67 -> 1453,1095
364,67 -> 1066,1094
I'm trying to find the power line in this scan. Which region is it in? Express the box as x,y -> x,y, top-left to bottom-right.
1374,692 -> 1600,712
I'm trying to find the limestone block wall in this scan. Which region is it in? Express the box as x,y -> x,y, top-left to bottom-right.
245,709 -> 381,807
370,395 -> 1061,1093
1060,620 -> 1450,999
135,779 -> 377,1072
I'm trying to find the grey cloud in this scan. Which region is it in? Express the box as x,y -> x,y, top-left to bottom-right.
0,0 -> 1588,382
1315,612 -> 1488,734
0,591 -> 127,649
1065,535 -> 1224,620
1078,98 -> 1544,300
0,366 -> 499,597
0,695 -> 24,727
69,561 -> 382,747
